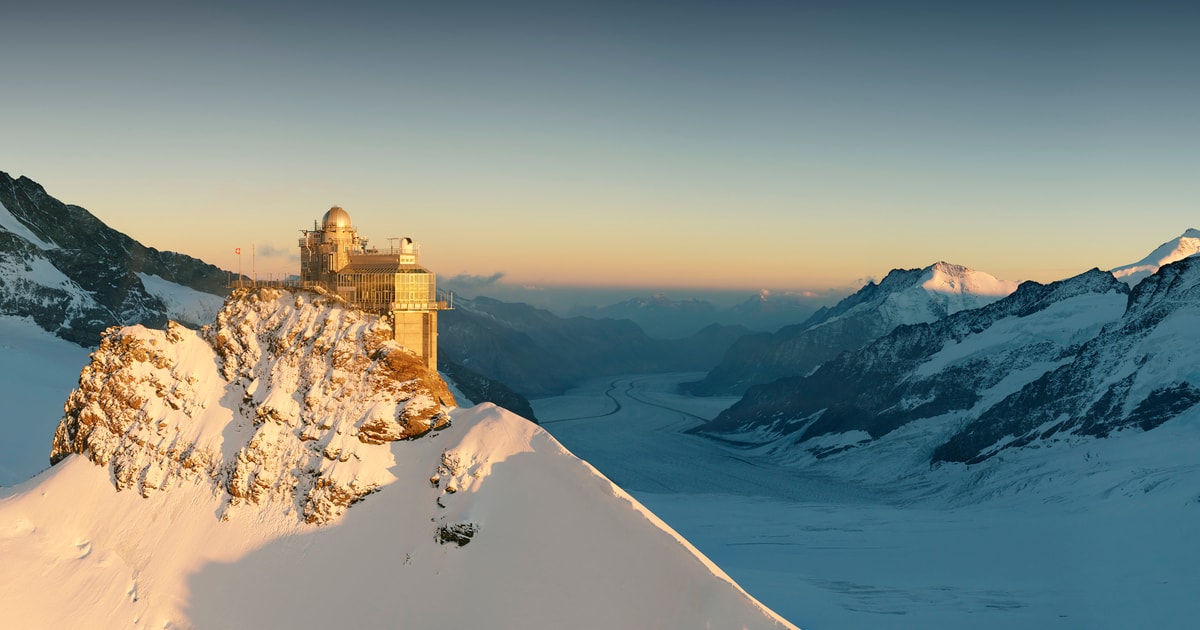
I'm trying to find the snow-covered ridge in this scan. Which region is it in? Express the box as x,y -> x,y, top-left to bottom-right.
816,261 -> 1017,331
51,286 -> 456,524
1110,228 -> 1200,286
920,261 -> 1019,298
136,272 -> 224,326
700,267 -> 1133,470
878,261 -> 1019,326
3,287 -> 795,629
688,261 -> 1019,396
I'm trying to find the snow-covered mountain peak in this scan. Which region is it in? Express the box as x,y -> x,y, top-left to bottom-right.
50,286 -> 456,524
689,261 -> 1019,395
837,261 -> 1017,328
921,261 -> 1018,298
1110,228 -> 1200,286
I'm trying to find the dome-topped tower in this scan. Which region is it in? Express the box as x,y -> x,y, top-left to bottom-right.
322,206 -> 352,230
298,206 -> 450,371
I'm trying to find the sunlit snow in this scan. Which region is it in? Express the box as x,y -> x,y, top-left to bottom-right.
1111,228 -> 1200,285
0,290 -> 793,629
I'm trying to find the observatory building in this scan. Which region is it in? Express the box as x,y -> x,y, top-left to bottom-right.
299,206 -> 449,371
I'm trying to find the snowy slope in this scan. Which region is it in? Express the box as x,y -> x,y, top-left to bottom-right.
700,270 -> 1125,456
2,406 -> 792,629
136,272 -> 224,326
689,261 -> 1017,395
1110,228 -> 1200,286
700,252 -> 1200,501
0,287 -> 794,629
820,261 -> 1017,330
535,373 -> 1200,629
937,254 -> 1200,464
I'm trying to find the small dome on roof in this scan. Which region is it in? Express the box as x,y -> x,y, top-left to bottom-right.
322,206 -> 352,229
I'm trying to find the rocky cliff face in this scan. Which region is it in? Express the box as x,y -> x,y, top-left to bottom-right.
0,172 -> 228,344
51,287 -> 455,524
687,262 -> 1017,396
696,269 -> 1134,463
935,255 -> 1200,463
440,358 -> 539,422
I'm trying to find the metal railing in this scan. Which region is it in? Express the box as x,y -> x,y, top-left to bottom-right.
225,274 -> 454,310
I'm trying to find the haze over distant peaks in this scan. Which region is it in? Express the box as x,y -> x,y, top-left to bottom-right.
1110,228 -> 1200,286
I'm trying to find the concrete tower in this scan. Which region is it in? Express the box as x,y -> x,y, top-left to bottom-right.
299,207 -> 448,371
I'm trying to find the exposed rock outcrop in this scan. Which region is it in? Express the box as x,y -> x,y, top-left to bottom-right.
51,287 -> 456,524
440,358 -> 539,422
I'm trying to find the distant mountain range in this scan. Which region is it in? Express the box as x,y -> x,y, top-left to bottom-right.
439,295 -> 749,398
692,229 -> 1200,478
686,262 -> 1018,396
567,290 -> 822,338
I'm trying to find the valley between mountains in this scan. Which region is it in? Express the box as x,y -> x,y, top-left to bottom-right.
536,372 -> 1200,630
3,171 -> 1199,628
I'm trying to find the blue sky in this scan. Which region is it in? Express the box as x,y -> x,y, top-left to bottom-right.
2,0 -> 1197,297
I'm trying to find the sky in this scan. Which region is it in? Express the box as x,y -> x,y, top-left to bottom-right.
2,0 -> 1197,302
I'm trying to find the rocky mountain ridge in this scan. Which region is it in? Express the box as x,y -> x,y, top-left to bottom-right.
5,286 -> 795,630
51,286 -> 456,524
1110,228 -> 1200,286
0,172 -> 229,344
697,255 -> 1200,474
936,254 -> 1200,463
686,261 -> 1018,396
